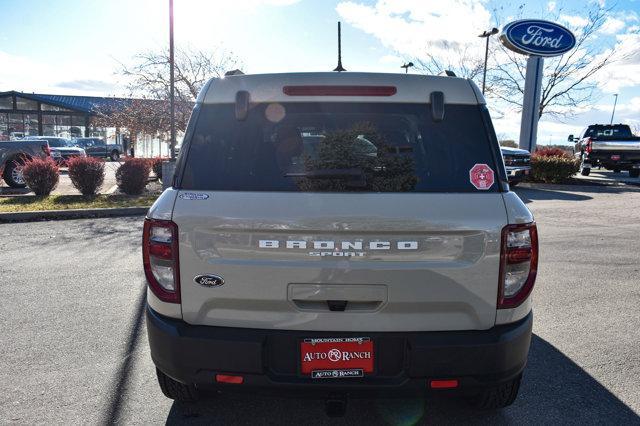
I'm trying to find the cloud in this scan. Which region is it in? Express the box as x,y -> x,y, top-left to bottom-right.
594,31 -> 640,93
56,79 -> 117,92
600,16 -> 626,34
0,51 -> 121,96
379,54 -> 403,64
559,14 -> 589,27
547,1 -> 556,12
336,0 -> 492,59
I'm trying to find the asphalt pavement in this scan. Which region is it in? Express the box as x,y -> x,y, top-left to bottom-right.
1,182 -> 639,425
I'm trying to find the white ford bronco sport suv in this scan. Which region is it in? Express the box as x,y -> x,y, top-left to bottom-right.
143,72 -> 537,413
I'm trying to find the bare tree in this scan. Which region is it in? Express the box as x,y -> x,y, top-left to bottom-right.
92,46 -> 241,149
413,43 -> 485,81
120,45 -> 242,102
412,4 -> 633,119
92,98 -> 193,141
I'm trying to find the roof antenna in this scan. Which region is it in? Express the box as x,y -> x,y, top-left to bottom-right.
333,22 -> 346,72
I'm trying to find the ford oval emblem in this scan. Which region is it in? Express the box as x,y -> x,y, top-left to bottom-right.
500,19 -> 576,57
194,274 -> 224,287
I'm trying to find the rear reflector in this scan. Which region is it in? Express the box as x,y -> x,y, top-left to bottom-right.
283,85 -> 397,97
216,374 -> 244,384
430,379 -> 459,389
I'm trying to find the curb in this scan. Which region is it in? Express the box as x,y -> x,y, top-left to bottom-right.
0,206 -> 149,223
517,178 -> 640,190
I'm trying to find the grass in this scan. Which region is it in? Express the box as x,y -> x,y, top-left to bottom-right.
0,194 -> 158,213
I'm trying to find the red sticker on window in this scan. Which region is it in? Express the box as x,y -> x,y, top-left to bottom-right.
469,164 -> 494,190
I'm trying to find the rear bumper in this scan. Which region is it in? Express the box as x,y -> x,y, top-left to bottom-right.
506,166 -> 531,183
146,306 -> 532,396
586,151 -> 640,169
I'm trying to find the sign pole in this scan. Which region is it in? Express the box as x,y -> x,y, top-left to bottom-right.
518,56 -> 544,152
499,19 -> 575,154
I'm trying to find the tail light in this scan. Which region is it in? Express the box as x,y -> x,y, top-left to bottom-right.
143,218 -> 180,303
498,222 -> 538,309
430,379 -> 459,389
283,85 -> 397,96
585,138 -> 593,154
42,144 -> 51,157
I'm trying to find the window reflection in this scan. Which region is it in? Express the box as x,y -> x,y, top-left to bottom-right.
15,96 -> 38,111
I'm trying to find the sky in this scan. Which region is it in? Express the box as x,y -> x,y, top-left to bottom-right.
1,0 -> 640,145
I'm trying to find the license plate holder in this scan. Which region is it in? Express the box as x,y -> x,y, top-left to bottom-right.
300,337 -> 374,378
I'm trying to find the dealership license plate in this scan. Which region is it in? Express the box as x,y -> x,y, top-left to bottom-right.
300,337 -> 374,378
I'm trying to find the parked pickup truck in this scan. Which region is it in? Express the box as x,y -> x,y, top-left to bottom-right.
500,146 -> 531,186
570,124 -> 640,177
73,137 -> 123,161
24,136 -> 86,165
0,140 -> 51,187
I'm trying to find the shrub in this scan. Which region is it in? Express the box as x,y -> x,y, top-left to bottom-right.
67,156 -> 105,196
530,155 -> 580,183
116,158 -> 151,195
149,158 -> 164,181
22,157 -> 59,196
534,147 -> 572,159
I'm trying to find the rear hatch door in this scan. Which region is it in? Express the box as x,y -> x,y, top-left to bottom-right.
174,100 -> 507,332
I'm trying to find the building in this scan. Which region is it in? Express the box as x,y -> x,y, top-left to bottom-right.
0,90 -> 131,140
0,91 -> 172,157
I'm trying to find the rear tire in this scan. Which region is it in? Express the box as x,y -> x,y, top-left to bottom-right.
470,374 -> 521,410
629,169 -> 640,178
110,150 -> 120,161
580,155 -> 591,176
156,368 -> 199,402
3,160 -> 27,188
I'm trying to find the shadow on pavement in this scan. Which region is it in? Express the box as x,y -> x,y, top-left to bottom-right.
515,188 -> 592,204
0,186 -> 31,195
101,283 -> 148,424
163,335 -> 639,425
515,181 -> 640,204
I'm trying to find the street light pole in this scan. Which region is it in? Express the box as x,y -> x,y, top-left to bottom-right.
169,0 -> 176,161
610,93 -> 618,125
478,28 -> 498,95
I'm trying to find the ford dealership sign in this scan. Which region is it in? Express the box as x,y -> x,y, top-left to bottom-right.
500,19 -> 576,57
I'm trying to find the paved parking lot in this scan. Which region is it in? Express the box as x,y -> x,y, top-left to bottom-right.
1,183 -> 639,424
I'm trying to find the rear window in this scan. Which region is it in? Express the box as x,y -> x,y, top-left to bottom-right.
180,102 -> 500,192
585,125 -> 634,139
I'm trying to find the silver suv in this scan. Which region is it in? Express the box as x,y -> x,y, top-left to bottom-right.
143,72 -> 537,413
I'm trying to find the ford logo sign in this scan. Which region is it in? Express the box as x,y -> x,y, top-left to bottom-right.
500,19 -> 576,57
194,274 -> 225,287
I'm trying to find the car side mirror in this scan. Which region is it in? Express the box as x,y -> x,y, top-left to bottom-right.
567,134 -> 574,142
